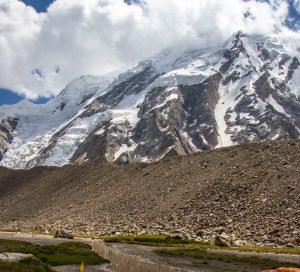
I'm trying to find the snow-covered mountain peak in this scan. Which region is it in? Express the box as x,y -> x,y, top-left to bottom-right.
1,32 -> 300,169
54,75 -> 112,107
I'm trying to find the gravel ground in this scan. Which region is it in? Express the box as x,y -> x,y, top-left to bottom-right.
0,140 -> 299,246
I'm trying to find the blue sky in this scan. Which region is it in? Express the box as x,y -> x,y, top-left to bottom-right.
1,0 -> 300,106
0,89 -> 51,106
22,0 -> 54,12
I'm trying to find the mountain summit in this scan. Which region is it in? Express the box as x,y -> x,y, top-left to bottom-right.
1,33 -> 300,169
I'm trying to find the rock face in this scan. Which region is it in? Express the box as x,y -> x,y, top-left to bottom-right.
0,118 -> 18,161
1,32 -> 300,168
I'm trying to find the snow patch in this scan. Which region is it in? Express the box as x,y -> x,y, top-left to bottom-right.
113,143 -> 137,161
266,95 -> 289,116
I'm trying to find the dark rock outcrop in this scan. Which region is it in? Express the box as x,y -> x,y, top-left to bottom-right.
0,118 -> 18,160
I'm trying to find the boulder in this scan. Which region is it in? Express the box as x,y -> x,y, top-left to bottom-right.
54,229 -> 74,239
0,253 -> 35,262
214,234 -> 232,247
166,232 -> 185,240
232,239 -> 246,247
195,230 -> 205,237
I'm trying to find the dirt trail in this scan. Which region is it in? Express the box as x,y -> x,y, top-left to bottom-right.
97,242 -> 300,272
0,231 -> 92,245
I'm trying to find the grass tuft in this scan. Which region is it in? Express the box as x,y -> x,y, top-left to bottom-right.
0,258 -> 54,272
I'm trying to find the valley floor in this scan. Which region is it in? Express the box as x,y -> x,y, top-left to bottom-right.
1,232 -> 299,272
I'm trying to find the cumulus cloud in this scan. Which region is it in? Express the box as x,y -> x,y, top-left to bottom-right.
0,0 -> 296,99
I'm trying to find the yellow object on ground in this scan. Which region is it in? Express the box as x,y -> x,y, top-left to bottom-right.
263,268 -> 300,272
79,261 -> 84,272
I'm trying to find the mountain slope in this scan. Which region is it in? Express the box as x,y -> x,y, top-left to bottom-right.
0,140 -> 299,245
1,32 -> 300,168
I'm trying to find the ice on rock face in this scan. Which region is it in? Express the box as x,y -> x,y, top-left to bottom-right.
0,76 -> 113,169
43,112 -> 109,166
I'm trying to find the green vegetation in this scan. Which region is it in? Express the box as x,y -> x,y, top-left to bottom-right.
155,248 -> 300,270
0,229 -> 22,233
231,245 -> 300,255
0,239 -> 107,266
0,258 -> 54,272
102,234 -> 300,255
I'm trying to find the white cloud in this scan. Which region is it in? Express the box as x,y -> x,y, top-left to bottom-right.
0,0 -> 297,99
